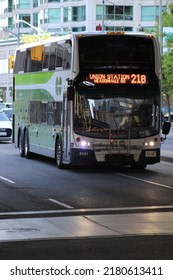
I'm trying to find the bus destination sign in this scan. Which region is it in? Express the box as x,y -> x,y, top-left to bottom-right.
88,74 -> 147,85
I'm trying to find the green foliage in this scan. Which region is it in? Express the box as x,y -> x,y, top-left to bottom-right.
162,51 -> 173,96
162,4 -> 173,98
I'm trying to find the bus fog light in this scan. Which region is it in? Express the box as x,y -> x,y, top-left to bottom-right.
149,141 -> 155,147
81,140 -> 87,147
80,140 -> 91,147
144,140 -> 155,147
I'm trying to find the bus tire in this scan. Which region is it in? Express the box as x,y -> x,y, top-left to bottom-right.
19,130 -> 25,157
56,139 -> 64,169
24,129 -> 32,159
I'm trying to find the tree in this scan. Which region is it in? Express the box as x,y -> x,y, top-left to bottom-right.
162,4 -> 173,99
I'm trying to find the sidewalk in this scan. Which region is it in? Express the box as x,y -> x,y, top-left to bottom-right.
161,149 -> 173,163
0,210 -> 173,242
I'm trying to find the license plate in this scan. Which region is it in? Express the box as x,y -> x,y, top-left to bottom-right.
0,132 -> 7,136
145,151 -> 156,157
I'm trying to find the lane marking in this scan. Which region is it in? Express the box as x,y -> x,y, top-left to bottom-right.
48,198 -> 74,209
0,176 -> 15,184
1,205 -> 173,217
114,172 -> 173,190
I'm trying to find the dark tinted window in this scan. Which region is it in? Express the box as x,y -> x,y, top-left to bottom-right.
14,39 -> 72,73
13,50 -> 23,73
79,35 -> 155,70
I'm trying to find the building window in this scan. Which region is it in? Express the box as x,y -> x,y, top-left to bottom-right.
40,0 -> 60,2
8,0 -> 13,12
63,0 -> 82,2
19,0 -> 30,9
48,0 -> 60,2
96,5 -> 133,21
33,0 -> 39,7
105,26 -> 133,32
64,6 -> 86,22
47,9 -> 61,23
141,6 -> 166,21
33,13 -> 38,26
72,26 -> 86,32
96,5 -> 102,20
19,14 -> 31,27
8,17 -> 13,30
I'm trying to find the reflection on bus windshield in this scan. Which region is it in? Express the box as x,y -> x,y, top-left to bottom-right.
74,96 -> 159,139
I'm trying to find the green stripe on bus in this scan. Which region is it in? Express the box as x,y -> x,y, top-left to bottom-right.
15,72 -> 54,85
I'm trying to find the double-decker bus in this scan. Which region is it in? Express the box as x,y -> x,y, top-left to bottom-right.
13,32 -> 170,169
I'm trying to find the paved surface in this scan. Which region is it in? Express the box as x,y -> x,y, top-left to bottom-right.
161,123 -> 173,163
0,131 -> 172,243
0,208 -> 173,242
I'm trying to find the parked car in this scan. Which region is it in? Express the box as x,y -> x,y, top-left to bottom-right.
0,107 -> 13,121
0,103 -> 6,110
0,111 -> 12,142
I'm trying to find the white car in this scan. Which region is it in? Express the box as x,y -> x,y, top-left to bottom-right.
0,107 -> 13,121
0,111 -> 12,142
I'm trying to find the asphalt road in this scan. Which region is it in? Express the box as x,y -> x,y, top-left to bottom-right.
1,235 -> 173,260
0,138 -> 173,260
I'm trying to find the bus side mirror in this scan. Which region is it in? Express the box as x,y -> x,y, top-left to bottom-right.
162,121 -> 171,135
67,86 -> 74,101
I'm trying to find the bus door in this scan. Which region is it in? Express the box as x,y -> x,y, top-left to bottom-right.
62,93 -> 71,163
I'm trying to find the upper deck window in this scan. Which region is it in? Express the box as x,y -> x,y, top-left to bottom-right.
79,35 -> 155,70
13,39 -> 72,74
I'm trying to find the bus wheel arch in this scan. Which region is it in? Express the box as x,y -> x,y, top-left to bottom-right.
55,135 -> 64,169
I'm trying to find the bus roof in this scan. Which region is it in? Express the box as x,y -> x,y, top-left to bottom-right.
15,32 -> 156,51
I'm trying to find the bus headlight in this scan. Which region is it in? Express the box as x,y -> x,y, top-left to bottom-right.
76,137 -> 91,147
144,138 -> 158,147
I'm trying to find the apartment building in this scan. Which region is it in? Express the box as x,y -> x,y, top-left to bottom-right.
0,0 -> 171,102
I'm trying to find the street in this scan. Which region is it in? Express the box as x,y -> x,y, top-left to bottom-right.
0,129 -> 173,259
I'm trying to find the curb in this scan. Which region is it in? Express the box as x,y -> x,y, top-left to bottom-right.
161,156 -> 173,163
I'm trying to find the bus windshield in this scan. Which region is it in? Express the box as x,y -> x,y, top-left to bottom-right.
74,93 -> 159,139
79,34 -> 155,70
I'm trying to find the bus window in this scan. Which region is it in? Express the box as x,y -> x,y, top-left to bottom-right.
13,50 -> 25,73
29,101 -> 42,124
18,50 -> 26,72
49,42 -> 57,70
47,102 -> 62,125
42,45 -> 50,70
13,50 -> 20,73
25,49 -> 31,72
31,46 -> 43,72
63,41 -> 72,69
55,44 -> 64,68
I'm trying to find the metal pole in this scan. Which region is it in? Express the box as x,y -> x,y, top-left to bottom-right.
0,25 -> 19,44
14,20 -> 41,42
17,22 -> 20,45
159,0 -> 163,55
102,0 -> 104,31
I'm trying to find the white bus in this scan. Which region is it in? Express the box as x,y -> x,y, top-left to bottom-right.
13,32 -> 170,169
